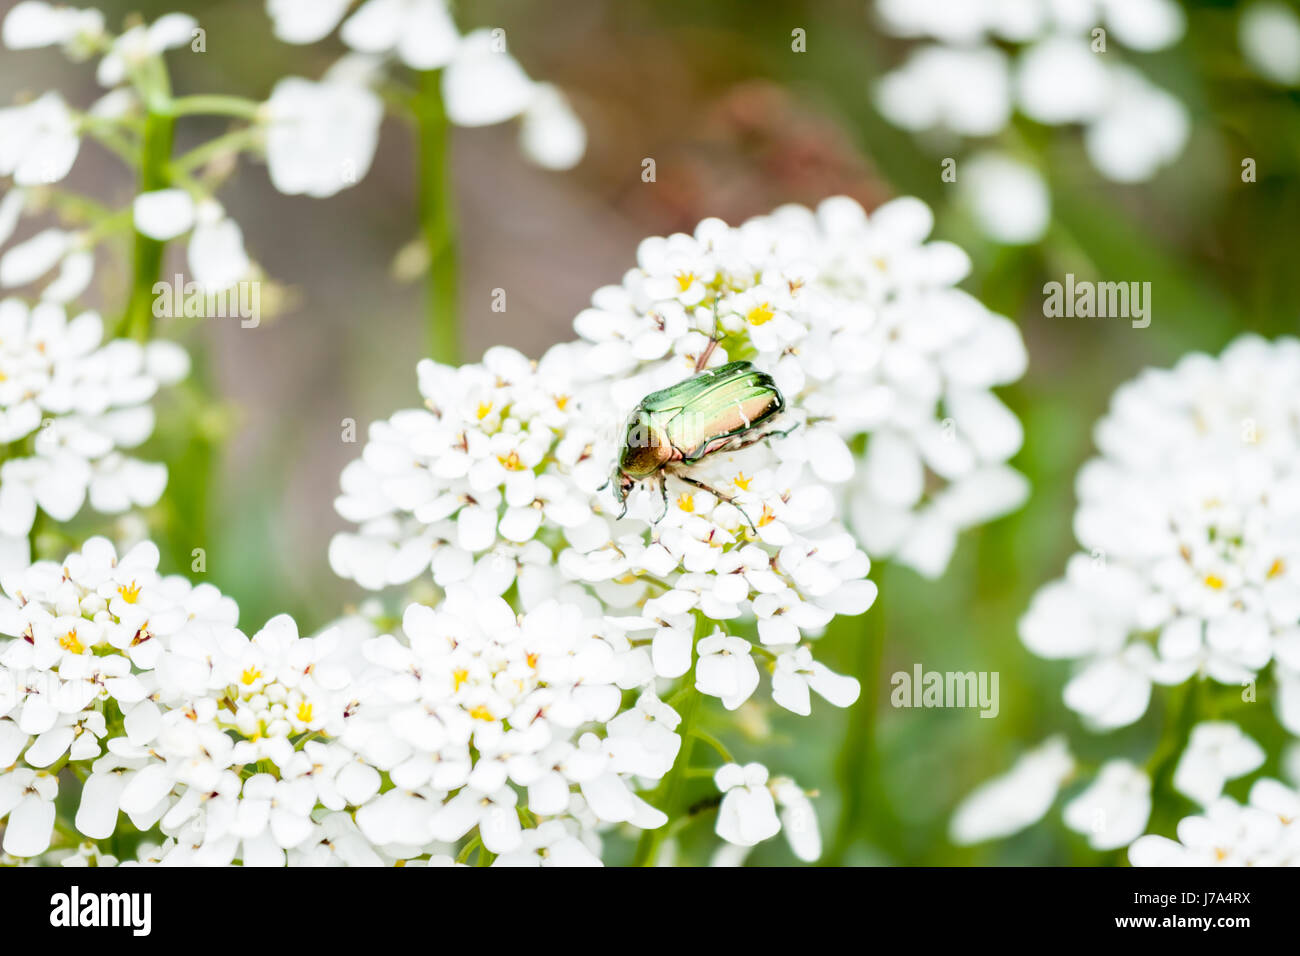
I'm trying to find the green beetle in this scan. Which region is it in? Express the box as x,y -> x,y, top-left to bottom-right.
609,360 -> 791,523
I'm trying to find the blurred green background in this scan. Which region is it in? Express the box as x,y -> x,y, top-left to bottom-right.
2,0 -> 1297,864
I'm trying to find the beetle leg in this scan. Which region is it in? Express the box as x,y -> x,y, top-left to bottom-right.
695,337 -> 720,373
694,307 -> 724,372
671,472 -> 758,533
657,475 -> 670,523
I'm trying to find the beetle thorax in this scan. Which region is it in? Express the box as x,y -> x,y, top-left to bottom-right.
620,414 -> 675,479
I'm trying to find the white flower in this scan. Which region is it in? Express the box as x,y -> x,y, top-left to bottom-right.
2,2 -> 105,57
1062,760 -> 1152,850
340,0 -> 459,71
875,45 -> 1012,137
694,631 -> 760,710
0,92 -> 80,186
1020,335 -> 1300,729
770,645 -> 860,716
442,29 -> 538,127
133,189 -> 196,241
873,0 -> 1190,186
266,0 -> 353,45
714,762 -> 781,848
263,2 -> 586,171
95,13 -> 197,88
1172,722 -> 1266,806
1240,2 -> 1300,85
338,587 -> 671,857
265,77 -> 383,198
958,152 -> 1049,245
1130,778 -> 1300,866
0,301 -> 187,537
949,736 -> 1074,844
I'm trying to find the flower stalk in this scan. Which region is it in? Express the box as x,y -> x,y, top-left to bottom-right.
414,69 -> 460,365
121,104 -> 175,342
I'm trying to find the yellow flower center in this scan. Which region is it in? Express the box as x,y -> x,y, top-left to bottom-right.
1269,559 -> 1286,579
497,450 -> 525,471
59,629 -> 85,654
117,581 -> 141,604
757,504 -> 776,527
240,667 -> 262,686
746,303 -> 774,326
476,401 -> 493,420
554,394 -> 570,411
677,494 -> 694,513
296,701 -> 314,723
469,704 -> 494,721
674,272 -> 695,292
733,472 -> 752,491
526,652 -> 539,669
1204,574 -> 1225,590
452,668 -> 469,692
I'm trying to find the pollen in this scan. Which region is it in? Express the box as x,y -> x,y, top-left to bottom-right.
733,471 -> 752,491
469,704 -> 494,721
677,493 -> 695,512
58,629 -> 85,654
1269,559 -> 1286,579
296,701 -> 314,723
117,580 -> 142,604
476,401 -> 493,420
746,302 -> 774,326
1204,574 -> 1225,590
240,667 -> 262,686
452,668 -> 469,691
674,271 -> 695,292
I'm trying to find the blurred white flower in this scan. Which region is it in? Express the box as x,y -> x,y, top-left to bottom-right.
0,92 -> 80,187
715,762 -> 781,848
1240,1 -> 1300,86
264,76 -> 383,198
1020,335 -> 1300,730
1130,777 -> 1300,866
1062,760 -> 1151,850
95,13 -> 197,88
873,0 -> 1190,189
949,736 -> 1074,844
1173,722 -> 1266,806
263,1 -> 586,171
0,300 -> 188,540
875,45 -> 1012,137
958,151 -> 1049,244
2,1 -> 105,57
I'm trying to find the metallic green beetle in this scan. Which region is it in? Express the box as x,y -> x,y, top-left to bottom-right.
609,360 -> 790,523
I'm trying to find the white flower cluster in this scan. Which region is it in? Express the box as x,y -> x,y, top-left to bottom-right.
1,5 -> 256,295
265,0 -> 586,172
1129,777 -> 1300,866
1021,336 -> 1300,733
0,301 -> 188,572
570,196 -> 1028,580
0,537 -> 378,864
873,0 -> 1190,242
338,586 -> 673,863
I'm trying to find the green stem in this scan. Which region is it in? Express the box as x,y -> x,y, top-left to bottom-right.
414,69 -> 460,364
824,572 -> 898,865
632,616 -> 710,867
120,107 -> 176,342
170,126 -> 263,176
168,95 -> 264,120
